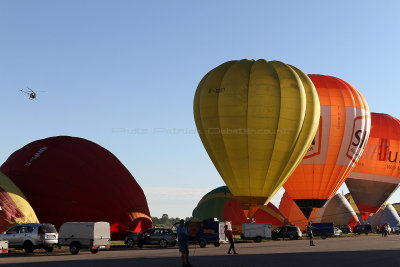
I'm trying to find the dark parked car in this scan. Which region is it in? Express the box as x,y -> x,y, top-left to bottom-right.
353,224 -> 372,235
336,225 -> 352,234
125,228 -> 177,248
272,226 -> 302,240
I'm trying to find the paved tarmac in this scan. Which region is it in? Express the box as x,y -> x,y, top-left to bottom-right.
1,235 -> 400,266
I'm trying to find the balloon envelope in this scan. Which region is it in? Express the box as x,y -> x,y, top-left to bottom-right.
344,193 -> 372,223
314,193 -> 360,230
284,74 -> 371,218
194,59 -> 320,210
279,191 -> 317,231
192,186 -> 289,232
370,203 -> 400,228
0,171 -> 39,232
0,136 -> 152,239
345,113 -> 400,218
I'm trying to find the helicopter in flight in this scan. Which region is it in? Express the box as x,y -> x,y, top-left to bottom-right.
20,87 -> 39,100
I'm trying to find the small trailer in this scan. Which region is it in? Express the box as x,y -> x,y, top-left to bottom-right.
0,240 -> 8,254
187,218 -> 231,248
241,223 -> 272,242
58,222 -> 111,254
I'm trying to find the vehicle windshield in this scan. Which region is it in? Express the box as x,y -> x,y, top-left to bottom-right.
39,224 -> 57,233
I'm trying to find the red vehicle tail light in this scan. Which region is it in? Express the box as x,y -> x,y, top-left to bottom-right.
172,234 -> 177,239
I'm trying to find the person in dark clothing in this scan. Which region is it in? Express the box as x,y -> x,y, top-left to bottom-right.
177,219 -> 193,267
224,225 -> 238,254
306,221 -> 315,246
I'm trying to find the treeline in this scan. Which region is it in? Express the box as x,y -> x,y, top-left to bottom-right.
151,214 -> 192,227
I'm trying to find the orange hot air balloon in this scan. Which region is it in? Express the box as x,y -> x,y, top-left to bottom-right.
279,191 -> 317,230
345,113 -> 400,220
284,75 -> 371,218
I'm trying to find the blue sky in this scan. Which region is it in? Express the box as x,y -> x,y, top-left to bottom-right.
1,0 -> 400,218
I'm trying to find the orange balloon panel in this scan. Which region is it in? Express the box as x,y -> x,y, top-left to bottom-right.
346,113 -> 400,215
284,75 -> 370,218
279,191 -> 316,231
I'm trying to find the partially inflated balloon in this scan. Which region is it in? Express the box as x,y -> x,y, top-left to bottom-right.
345,113 -> 400,219
0,172 -> 39,232
314,193 -> 360,230
344,193 -> 371,223
194,59 -> 320,212
370,202 -> 400,228
284,75 -> 370,218
0,136 -> 152,240
192,186 -> 289,232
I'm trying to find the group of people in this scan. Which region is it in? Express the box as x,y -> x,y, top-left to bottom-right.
176,220 -> 238,267
378,223 -> 390,237
177,220 -> 320,266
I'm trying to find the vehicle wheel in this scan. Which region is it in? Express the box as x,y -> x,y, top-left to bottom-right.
69,243 -> 80,255
90,248 -> 99,254
24,241 -> 34,253
44,246 -> 54,253
126,238 -> 135,248
254,236 -> 262,243
289,234 -> 294,240
213,242 -> 220,247
199,239 -> 207,248
137,242 -> 144,248
365,232 -> 369,235
159,239 -> 168,248
321,234 -> 327,240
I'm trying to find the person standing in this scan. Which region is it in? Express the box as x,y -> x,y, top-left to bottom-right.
306,221 -> 315,246
177,219 -> 193,267
224,225 -> 238,254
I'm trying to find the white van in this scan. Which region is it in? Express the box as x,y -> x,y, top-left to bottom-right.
58,222 -> 111,254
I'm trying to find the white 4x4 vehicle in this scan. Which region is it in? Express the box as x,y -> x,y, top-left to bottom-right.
0,223 -> 58,253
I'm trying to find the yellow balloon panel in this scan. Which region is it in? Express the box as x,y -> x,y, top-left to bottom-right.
0,172 -> 39,231
194,59 -> 320,207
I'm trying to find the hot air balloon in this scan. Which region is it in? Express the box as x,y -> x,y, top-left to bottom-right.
194,59 -> 320,216
344,193 -> 372,223
314,193 -> 360,230
279,191 -> 316,230
392,202 -> 400,216
284,75 -> 371,218
370,202 -> 400,229
0,171 -> 39,232
345,113 -> 400,221
192,186 -> 289,232
0,136 -> 152,240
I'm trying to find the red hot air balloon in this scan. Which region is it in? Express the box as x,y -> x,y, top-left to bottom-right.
345,113 -> 400,220
284,75 -> 371,218
0,136 -> 152,240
